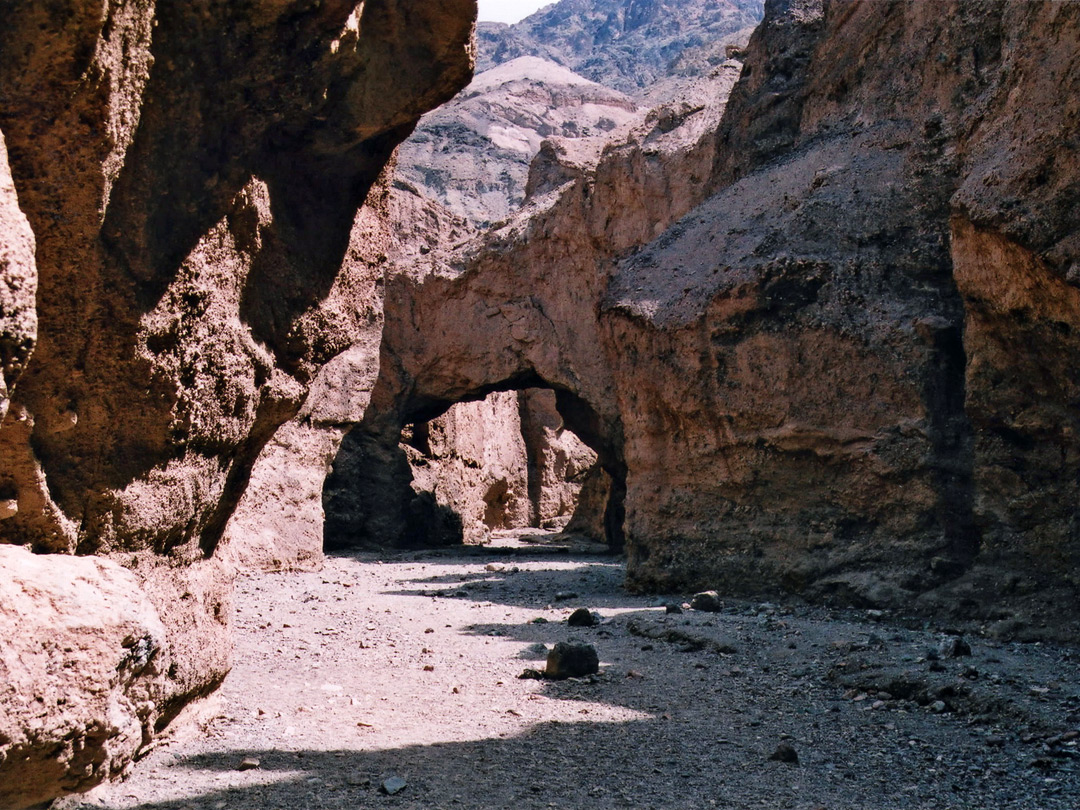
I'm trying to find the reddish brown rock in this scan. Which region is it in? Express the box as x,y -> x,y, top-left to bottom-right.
358,0 -> 1080,636
0,1 -> 475,805
330,60 -> 743,550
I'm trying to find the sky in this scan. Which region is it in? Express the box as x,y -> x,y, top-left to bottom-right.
477,0 -> 554,24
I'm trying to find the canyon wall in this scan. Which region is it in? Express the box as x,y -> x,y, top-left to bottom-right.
0,1 -> 475,806
338,60 -> 743,549
363,0 -> 1080,638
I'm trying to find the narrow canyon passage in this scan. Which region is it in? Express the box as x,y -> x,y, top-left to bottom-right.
62,538 -> 1078,810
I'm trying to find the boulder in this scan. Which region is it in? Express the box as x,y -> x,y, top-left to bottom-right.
0,546 -> 168,809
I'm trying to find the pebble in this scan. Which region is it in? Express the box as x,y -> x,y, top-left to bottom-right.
691,591 -> 723,612
545,640 -> 600,679
665,603 -> 683,614
939,637 -> 972,658
568,608 -> 600,627
554,591 -> 579,601
929,700 -> 947,713
237,757 -> 260,771
768,742 -> 800,764
380,776 -> 408,795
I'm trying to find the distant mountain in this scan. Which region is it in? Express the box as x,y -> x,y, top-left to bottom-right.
395,0 -> 764,226
476,0 -> 764,96
395,56 -> 639,227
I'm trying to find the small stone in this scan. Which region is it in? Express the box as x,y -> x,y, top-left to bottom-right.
380,776 -> 408,795
520,642 -> 549,659
545,641 -> 599,680
518,668 -> 545,680
237,757 -> 260,771
768,743 -> 799,764
568,608 -> 600,627
346,775 -> 371,787
690,591 -> 722,612
664,603 -> 683,614
939,637 -> 972,658
930,700 -> 947,713
554,591 -> 579,601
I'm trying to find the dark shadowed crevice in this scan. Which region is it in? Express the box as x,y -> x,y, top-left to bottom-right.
921,317 -> 979,579
323,380 -> 626,552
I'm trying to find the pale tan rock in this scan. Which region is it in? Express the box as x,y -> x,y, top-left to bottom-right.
0,129 -> 35,427
398,56 -> 639,226
0,546 -> 167,809
406,392 -> 531,542
518,388 -> 596,529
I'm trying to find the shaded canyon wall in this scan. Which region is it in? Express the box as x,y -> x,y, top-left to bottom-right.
0,1 -> 475,806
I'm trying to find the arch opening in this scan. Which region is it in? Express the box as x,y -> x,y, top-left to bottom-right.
322,384 -> 625,552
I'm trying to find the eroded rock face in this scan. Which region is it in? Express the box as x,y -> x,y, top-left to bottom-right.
396,388 -> 597,543
348,61 -> 743,550
0,546 -> 168,809
0,130 -> 35,432
0,1 -> 475,804
364,0 -> 1080,636
611,0 -> 1080,625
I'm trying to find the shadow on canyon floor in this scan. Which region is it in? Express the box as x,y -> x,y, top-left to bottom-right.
65,546 -> 1079,810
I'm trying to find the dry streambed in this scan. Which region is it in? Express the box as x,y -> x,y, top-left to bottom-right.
62,542 -> 1079,810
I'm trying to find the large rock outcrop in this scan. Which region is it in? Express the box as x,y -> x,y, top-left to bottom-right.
0,1 -> 475,805
341,60 -> 743,549
0,546 -> 167,809
360,0 -> 1080,638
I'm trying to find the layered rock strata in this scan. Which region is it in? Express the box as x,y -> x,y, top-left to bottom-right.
0,1 -> 475,805
359,0 -> 1080,637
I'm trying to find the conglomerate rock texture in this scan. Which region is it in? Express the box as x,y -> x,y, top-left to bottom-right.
0,1 -> 475,806
363,0 -> 1080,638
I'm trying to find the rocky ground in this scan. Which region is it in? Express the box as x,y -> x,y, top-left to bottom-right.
62,535 -> 1079,810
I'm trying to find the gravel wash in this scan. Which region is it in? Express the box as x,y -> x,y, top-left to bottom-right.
61,543 -> 1079,810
